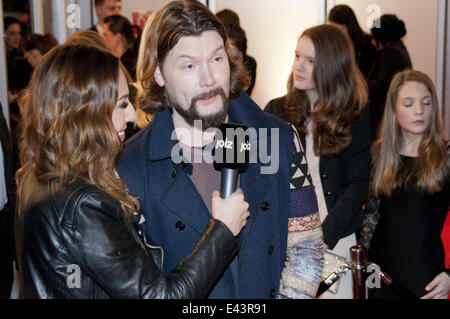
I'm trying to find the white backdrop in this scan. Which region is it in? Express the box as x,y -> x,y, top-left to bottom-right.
215,0 -> 320,108
335,0 -> 439,90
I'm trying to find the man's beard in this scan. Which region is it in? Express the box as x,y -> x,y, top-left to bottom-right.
169,88 -> 229,130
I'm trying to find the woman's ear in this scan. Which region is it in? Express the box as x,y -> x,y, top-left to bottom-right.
154,65 -> 165,87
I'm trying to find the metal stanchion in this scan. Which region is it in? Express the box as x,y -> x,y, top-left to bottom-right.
316,245 -> 368,299
350,245 -> 367,299
316,245 -> 419,299
316,264 -> 349,297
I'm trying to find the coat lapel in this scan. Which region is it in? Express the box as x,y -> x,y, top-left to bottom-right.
149,109 -> 211,235
238,160 -> 272,247
228,94 -> 277,248
160,169 -> 211,235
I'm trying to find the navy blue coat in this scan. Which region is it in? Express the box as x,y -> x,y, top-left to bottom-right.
117,93 -> 294,298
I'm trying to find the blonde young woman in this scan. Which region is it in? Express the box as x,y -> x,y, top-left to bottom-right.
16,43 -> 250,298
265,24 -> 371,299
369,70 -> 450,299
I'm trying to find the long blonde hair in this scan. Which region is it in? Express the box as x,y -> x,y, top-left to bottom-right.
371,70 -> 448,197
17,44 -> 139,218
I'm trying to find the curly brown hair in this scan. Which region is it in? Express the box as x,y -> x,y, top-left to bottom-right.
17,44 -> 139,218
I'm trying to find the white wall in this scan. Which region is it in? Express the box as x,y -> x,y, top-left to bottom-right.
334,0 -> 439,84
121,0 -> 171,21
216,0 -> 320,108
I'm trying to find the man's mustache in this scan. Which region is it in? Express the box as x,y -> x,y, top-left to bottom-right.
191,88 -> 227,107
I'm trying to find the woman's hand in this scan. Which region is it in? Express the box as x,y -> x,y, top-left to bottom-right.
211,188 -> 250,236
421,272 -> 450,299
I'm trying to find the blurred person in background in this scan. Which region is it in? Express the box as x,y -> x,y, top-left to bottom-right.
367,14 -> 412,141
217,9 -> 257,96
103,14 -> 140,81
24,33 -> 58,68
328,4 -> 377,79
4,17 -> 32,196
90,0 -> 122,34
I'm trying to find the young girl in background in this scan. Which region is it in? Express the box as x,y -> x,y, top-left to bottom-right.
369,70 -> 450,299
265,24 -> 371,299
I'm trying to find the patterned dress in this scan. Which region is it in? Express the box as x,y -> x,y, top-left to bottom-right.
278,126 -> 324,299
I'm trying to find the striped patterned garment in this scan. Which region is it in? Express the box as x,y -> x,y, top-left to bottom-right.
278,127 -> 324,299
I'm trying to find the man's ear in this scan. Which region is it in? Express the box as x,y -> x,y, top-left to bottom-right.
154,65 -> 165,87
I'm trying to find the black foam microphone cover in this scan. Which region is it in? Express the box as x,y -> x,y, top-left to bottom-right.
212,123 -> 251,197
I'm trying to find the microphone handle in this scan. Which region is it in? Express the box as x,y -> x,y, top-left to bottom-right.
220,168 -> 239,198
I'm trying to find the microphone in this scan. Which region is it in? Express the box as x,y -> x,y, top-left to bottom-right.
212,123 -> 251,198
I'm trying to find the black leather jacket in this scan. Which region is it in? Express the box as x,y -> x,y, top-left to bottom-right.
17,175 -> 237,298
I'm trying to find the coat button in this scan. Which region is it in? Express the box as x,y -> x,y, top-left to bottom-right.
180,161 -> 187,168
269,288 -> 276,298
260,201 -> 270,211
325,191 -> 332,197
268,246 -> 274,255
171,170 -> 178,178
175,221 -> 185,231
321,173 -> 328,180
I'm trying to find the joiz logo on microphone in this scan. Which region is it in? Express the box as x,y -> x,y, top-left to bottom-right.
215,138 -> 233,150
212,123 -> 252,173
171,120 -> 279,174
215,138 -> 252,152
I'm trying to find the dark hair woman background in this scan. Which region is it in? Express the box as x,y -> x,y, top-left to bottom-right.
216,9 -> 257,96
328,4 -> 377,79
103,14 -> 141,81
367,14 -> 412,141
3,17 -> 32,206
